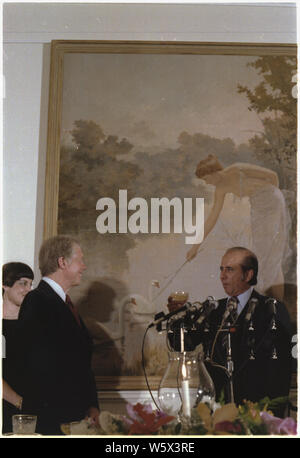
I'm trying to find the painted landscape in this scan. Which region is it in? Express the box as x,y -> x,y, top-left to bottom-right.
57,52 -> 297,378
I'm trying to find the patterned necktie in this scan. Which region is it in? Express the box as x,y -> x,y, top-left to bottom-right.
229,296 -> 238,323
66,294 -> 82,327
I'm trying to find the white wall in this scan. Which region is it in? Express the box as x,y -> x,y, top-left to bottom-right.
3,2 -> 297,277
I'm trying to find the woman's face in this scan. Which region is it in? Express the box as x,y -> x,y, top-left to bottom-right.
3,277 -> 33,307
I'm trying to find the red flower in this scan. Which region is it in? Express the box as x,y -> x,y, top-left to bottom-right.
128,403 -> 175,435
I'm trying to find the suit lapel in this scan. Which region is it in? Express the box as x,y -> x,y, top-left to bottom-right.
234,289 -> 264,367
37,280 -> 91,341
210,290 -> 264,367
215,290 -> 259,366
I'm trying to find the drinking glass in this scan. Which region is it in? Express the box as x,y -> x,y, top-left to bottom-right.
12,415 -> 37,435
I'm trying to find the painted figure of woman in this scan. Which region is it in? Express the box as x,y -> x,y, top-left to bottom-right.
187,154 -> 288,301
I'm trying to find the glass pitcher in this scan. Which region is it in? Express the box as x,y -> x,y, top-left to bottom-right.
157,350 -> 215,418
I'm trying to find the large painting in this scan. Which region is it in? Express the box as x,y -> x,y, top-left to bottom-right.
45,41 -> 297,389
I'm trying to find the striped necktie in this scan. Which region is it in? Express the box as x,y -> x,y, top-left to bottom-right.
228,296 -> 238,323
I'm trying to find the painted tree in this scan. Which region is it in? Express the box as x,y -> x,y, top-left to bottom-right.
238,55 -> 297,288
237,55 -> 297,190
58,120 -> 140,232
71,119 -> 105,151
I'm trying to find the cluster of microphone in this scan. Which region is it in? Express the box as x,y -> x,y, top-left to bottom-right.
148,295 -> 279,362
148,296 -> 219,330
150,295 -> 278,326
149,295 -> 269,330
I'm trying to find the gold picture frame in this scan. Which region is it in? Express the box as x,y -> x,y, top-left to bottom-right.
44,40 -> 297,390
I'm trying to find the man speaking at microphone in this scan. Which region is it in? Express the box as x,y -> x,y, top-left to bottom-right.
169,246 -> 293,414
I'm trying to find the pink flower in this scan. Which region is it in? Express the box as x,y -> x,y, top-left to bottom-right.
260,412 -> 297,435
123,403 -> 175,435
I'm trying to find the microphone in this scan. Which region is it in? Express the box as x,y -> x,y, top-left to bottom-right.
148,302 -> 193,328
197,296 -> 219,324
223,296 -> 238,321
266,298 -> 277,330
245,298 -> 258,322
266,297 -> 277,315
265,298 -> 278,357
168,297 -> 218,326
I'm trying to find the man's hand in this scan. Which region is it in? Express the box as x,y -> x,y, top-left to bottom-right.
86,406 -> 100,425
167,291 -> 189,313
167,302 -> 183,313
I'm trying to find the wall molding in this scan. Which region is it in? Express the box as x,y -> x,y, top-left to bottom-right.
3,3 -> 297,44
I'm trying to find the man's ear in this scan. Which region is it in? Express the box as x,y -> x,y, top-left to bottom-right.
2,284 -> 9,293
57,256 -> 67,270
245,268 -> 254,284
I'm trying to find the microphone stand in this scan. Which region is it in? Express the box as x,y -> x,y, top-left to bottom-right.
205,307 -> 236,404
268,299 -> 278,360
224,320 -> 235,404
179,323 -> 191,418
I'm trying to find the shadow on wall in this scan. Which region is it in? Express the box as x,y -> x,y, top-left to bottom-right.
76,278 -> 169,377
282,283 -> 297,330
265,282 -> 297,332
77,280 -> 125,376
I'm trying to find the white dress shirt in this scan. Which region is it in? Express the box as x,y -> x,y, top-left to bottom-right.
42,276 -> 66,302
227,286 -> 254,315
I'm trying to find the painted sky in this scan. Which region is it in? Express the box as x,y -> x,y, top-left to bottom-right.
61,52 -> 263,150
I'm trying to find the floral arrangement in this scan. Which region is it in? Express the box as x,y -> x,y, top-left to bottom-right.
97,397 -> 297,436
99,403 -> 175,435
60,397 -> 297,436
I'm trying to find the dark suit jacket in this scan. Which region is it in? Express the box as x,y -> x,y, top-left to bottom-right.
168,289 -> 293,412
204,290 -> 293,408
17,280 -> 99,434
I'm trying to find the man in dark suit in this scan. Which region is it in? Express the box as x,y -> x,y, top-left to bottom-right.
168,247 -> 293,413
17,236 -> 99,435
206,247 -> 292,409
